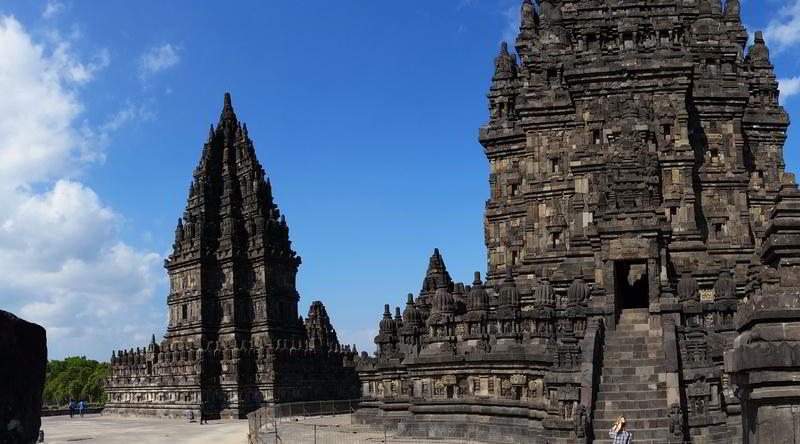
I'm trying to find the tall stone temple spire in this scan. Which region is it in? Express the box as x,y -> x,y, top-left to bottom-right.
357,2 -> 800,443
106,93 -> 358,419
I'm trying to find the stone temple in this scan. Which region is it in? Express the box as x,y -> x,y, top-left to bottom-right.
355,1 -> 800,443
105,94 -> 359,419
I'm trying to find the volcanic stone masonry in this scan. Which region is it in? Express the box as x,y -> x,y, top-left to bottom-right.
104,94 -> 360,419
355,1 -> 800,443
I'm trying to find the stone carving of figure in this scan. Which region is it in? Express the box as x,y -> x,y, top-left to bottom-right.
677,272 -> 699,302
574,405 -> 587,438
669,403 -> 684,439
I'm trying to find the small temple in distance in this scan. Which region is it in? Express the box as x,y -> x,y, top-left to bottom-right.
354,1 -> 800,443
104,94 -> 359,419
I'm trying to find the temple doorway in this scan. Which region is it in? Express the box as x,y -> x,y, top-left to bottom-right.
615,261 -> 649,309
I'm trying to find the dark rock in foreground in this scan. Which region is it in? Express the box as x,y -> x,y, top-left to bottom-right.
0,310 -> 47,444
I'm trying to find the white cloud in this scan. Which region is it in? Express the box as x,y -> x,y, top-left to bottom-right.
42,0 -> 65,19
779,77 -> 800,104
0,15 -> 162,360
764,0 -> 800,53
139,43 -> 180,78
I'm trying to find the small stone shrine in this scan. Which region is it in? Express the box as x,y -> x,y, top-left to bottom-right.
105,94 -> 359,419
355,1 -> 800,443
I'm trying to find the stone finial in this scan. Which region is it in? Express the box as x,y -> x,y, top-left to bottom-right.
521,0 -> 537,31
432,282 -> 455,313
724,0 -> 740,20
403,293 -> 422,325
379,304 -> 395,333
422,248 -> 452,294
498,267 -> 519,307
467,272 -> 489,311
493,42 -> 517,80
219,92 -> 238,128
747,31 -> 771,64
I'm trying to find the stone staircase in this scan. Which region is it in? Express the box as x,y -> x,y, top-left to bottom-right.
592,308 -> 670,444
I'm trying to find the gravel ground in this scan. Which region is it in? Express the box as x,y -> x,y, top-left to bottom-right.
40,414 -> 248,444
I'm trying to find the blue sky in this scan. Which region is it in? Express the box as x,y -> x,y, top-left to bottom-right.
0,1 -> 799,361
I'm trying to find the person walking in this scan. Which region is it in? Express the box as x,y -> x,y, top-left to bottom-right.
78,400 -> 85,418
199,401 -> 208,425
68,400 -> 74,418
609,416 -> 632,444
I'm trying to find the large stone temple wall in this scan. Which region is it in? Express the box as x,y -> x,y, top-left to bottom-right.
356,1 -> 800,443
105,95 -> 359,419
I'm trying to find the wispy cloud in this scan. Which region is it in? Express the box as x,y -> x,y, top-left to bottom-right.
42,0 -> 66,19
764,0 -> 800,53
457,0 -> 476,11
138,43 -> 180,79
101,101 -> 156,132
501,5 -> 520,46
779,77 -> 800,104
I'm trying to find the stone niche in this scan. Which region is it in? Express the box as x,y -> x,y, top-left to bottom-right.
0,310 -> 47,444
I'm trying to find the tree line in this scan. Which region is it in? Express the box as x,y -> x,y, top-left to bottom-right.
43,356 -> 110,407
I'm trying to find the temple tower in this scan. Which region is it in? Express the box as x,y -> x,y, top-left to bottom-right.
106,94 -> 357,419
357,2 -> 800,443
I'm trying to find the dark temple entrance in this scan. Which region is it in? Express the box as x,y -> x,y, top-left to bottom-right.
615,261 -> 649,309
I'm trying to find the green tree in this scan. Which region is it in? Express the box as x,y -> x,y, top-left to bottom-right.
43,356 -> 111,407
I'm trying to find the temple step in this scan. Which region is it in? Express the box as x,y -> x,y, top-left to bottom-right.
592,309 -> 670,443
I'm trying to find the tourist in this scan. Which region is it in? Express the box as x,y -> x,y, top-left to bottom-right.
199,401 -> 208,425
609,416 -> 632,444
68,400 -> 74,418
